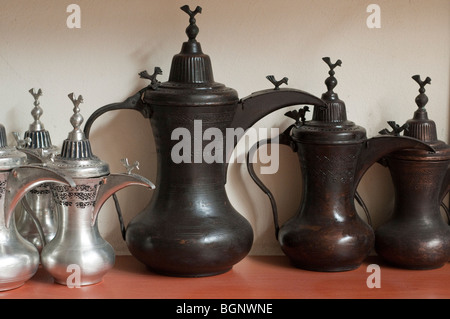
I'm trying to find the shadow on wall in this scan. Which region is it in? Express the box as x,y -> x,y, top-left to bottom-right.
227,142 -> 301,256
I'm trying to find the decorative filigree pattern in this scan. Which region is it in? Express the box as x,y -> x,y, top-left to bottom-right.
29,183 -> 52,195
52,183 -> 99,209
0,180 -> 6,200
301,154 -> 357,184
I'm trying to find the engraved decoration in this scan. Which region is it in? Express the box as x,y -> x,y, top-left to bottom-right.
52,182 -> 100,209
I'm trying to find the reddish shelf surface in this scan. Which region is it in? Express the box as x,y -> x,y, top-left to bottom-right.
1,255 -> 449,299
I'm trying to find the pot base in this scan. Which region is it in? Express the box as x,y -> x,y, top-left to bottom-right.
381,261 -> 446,271
289,261 -> 362,272
147,266 -> 232,278
0,281 -> 25,292
54,278 -> 104,287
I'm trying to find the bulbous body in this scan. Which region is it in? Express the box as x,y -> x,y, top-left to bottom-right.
375,157 -> 450,269
125,104 -> 253,277
0,172 -> 40,291
279,142 -> 374,271
41,178 -> 114,286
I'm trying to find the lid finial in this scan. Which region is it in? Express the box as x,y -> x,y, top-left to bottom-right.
67,93 -> 85,141
322,57 -> 342,95
412,75 -> 431,109
313,57 -> 347,122
181,5 -> 202,41
29,88 -> 44,131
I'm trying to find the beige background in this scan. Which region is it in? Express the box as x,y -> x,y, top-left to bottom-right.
0,0 -> 448,255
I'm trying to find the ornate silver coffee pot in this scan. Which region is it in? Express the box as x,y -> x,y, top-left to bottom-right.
38,93 -> 155,286
1,124 -> 75,291
14,88 -> 60,252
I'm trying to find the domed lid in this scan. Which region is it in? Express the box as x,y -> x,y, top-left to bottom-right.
15,88 -> 59,157
0,124 -> 28,170
141,5 -> 238,107
45,93 -> 109,178
379,75 -> 450,160
291,57 -> 366,144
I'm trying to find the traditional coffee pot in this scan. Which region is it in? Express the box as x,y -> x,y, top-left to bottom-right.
375,75 -> 450,269
247,58 -> 435,272
1,124 -> 75,291
83,5 -> 327,277
35,93 -> 155,286
14,88 -> 60,252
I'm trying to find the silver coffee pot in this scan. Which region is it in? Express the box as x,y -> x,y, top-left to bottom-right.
14,88 -> 60,252
38,93 -> 155,286
1,124 -> 75,291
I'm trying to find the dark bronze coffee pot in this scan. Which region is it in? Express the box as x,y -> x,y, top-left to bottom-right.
83,5 -> 326,277
247,58 -> 435,272
375,75 -> 450,269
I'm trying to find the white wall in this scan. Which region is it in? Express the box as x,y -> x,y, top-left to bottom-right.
0,0 -> 448,255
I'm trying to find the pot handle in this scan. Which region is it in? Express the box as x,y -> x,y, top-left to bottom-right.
83,70 -> 162,240
441,168 -> 450,223
246,125 -> 295,239
83,87 -> 150,138
84,68 -> 164,137
83,90 -> 147,241
20,197 -> 47,247
83,89 -> 148,240
246,125 -> 374,239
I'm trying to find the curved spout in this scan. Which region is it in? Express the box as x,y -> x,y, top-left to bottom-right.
4,165 -> 76,228
355,135 -> 436,188
91,173 -> 155,226
227,88 -> 326,163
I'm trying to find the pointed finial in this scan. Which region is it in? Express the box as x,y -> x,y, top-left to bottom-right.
120,158 -> 140,175
28,88 -> 44,131
29,88 -> 43,103
67,93 -> 85,141
266,75 -> 288,90
38,148 -> 56,162
12,132 -> 31,148
139,67 -> 163,90
322,57 -> 342,95
285,106 -> 310,126
180,5 -> 202,41
378,121 -> 409,136
412,75 -> 431,109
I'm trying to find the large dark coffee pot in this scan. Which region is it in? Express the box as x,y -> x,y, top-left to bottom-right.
83,5 -> 326,277
247,58 -> 435,272
375,75 -> 450,269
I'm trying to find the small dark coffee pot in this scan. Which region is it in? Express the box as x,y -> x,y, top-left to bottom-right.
83,5 -> 326,277
247,58 -> 435,272
375,75 -> 450,269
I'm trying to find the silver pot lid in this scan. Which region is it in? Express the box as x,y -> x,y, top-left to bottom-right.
14,88 -> 59,158
45,93 -> 109,178
0,124 -> 28,170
